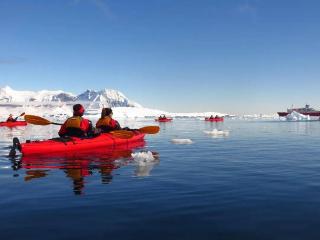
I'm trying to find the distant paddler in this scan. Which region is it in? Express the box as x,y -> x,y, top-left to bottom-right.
6,114 -> 15,122
6,112 -> 25,122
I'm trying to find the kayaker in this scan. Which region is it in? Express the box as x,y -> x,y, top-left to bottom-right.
159,114 -> 166,120
6,114 -> 16,122
95,108 -> 121,133
58,104 -> 93,137
215,115 -> 219,119
209,115 -> 214,119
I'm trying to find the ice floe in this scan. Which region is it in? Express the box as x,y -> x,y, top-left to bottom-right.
131,151 -> 159,177
131,151 -> 155,164
204,129 -> 229,137
171,138 -> 193,144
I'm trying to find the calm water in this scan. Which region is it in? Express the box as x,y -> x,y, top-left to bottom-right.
1,119 -> 320,240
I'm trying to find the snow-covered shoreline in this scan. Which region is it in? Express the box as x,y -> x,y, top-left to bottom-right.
0,86 -> 228,121
1,86 -> 314,122
0,103 -> 227,121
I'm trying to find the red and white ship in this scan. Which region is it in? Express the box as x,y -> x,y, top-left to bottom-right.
277,104 -> 320,117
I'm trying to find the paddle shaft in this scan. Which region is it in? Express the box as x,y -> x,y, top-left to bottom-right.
13,112 -> 25,121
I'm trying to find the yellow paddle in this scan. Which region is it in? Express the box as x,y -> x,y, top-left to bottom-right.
110,126 -> 160,138
110,130 -> 135,139
24,115 -> 62,125
24,115 -> 133,139
24,115 -> 160,138
25,115 -> 160,134
137,126 -> 160,134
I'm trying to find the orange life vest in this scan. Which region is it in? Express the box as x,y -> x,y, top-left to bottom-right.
65,116 -> 82,129
96,116 -> 112,128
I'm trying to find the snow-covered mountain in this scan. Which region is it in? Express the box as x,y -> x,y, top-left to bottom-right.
76,89 -> 141,108
0,86 -> 141,108
0,86 -> 75,103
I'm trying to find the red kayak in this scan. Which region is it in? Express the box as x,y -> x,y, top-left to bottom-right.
12,131 -> 145,156
20,140 -> 146,161
155,118 -> 173,122
0,121 -> 27,127
205,117 -> 224,122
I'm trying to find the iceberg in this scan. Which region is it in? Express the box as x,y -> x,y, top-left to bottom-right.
285,111 -> 311,121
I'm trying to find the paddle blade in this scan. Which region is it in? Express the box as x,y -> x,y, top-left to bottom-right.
110,130 -> 135,139
138,126 -> 160,134
20,112 -> 25,117
24,115 -> 52,125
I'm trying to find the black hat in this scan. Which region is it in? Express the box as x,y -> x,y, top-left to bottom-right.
104,108 -> 113,115
73,104 -> 85,116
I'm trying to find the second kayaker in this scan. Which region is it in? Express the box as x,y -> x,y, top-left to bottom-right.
95,108 -> 121,133
96,108 -> 121,133
58,104 -> 93,137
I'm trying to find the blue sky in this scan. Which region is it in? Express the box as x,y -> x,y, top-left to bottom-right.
1,0 -> 320,114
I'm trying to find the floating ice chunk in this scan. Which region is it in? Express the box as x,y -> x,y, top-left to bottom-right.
204,129 -> 229,136
286,111 -> 310,121
0,166 -> 10,169
171,138 -> 193,144
131,151 -> 159,177
131,151 -> 155,166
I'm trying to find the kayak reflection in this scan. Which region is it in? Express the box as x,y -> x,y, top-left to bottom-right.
12,140 -> 159,195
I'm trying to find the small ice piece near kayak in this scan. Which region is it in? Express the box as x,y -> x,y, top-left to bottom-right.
131,151 -> 159,177
171,138 -> 193,144
204,129 -> 229,136
131,151 -> 155,165
0,166 -> 11,169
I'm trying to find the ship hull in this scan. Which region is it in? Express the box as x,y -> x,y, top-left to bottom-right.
278,112 -> 320,117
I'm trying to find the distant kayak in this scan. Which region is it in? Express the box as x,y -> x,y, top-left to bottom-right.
12,131 -> 145,156
0,121 -> 27,127
205,117 -> 224,122
155,118 -> 173,122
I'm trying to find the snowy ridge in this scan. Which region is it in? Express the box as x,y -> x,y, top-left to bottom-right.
0,86 -> 141,108
0,86 -> 75,103
76,88 -> 141,108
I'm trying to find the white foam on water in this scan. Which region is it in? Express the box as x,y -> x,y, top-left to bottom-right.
171,138 -> 193,144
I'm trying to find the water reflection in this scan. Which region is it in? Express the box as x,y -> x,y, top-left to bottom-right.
134,159 -> 160,177
0,126 -> 28,140
10,140 -> 159,195
132,151 -> 160,177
